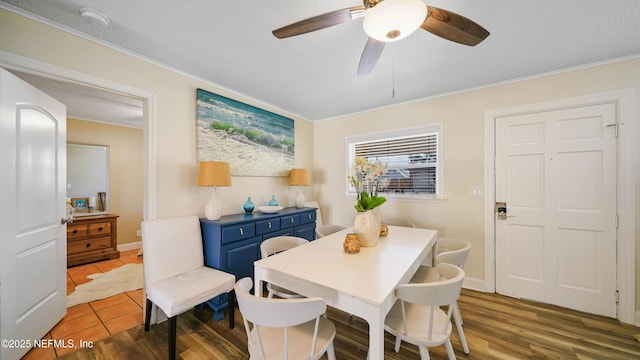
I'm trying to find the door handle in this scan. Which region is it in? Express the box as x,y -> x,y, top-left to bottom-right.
62,200 -> 76,224
496,202 -> 507,220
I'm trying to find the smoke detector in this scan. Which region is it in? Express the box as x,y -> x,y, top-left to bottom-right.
79,8 -> 110,28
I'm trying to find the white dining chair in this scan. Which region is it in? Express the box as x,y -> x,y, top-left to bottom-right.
385,263 -> 465,360
305,200 -> 346,238
260,236 -> 309,299
142,215 -> 236,360
235,277 -> 337,360
410,237 -> 472,354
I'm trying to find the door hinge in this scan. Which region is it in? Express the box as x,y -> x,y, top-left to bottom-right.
615,214 -> 619,229
615,290 -> 619,304
606,123 -> 618,137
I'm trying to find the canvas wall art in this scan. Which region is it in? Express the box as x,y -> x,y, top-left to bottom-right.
196,88 -> 294,176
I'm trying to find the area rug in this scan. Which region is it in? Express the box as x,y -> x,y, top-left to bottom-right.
67,263 -> 144,308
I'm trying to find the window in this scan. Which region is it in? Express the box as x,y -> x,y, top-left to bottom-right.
347,124 -> 443,199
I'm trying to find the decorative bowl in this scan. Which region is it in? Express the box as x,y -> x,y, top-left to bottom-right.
257,206 -> 283,214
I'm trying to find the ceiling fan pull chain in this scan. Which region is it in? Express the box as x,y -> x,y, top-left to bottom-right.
392,44 -> 396,99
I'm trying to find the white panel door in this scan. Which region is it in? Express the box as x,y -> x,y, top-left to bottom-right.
495,103 -> 617,317
0,69 -> 67,360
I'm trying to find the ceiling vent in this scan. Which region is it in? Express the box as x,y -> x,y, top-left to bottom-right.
79,8 -> 110,29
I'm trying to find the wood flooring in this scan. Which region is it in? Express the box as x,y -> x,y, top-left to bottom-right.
55,288 -> 640,359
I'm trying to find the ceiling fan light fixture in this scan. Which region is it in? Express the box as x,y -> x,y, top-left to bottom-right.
362,0 -> 427,42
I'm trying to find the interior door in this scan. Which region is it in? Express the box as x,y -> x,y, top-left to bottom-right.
495,103 -> 617,318
0,68 -> 67,360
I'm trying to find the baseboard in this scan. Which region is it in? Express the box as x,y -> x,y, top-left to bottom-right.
118,241 -> 141,252
463,276 -> 487,293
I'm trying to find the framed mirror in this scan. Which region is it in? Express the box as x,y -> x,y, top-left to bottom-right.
67,143 -> 109,215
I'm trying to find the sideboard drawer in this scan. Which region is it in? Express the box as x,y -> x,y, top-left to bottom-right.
67,236 -> 112,254
256,218 -> 281,235
300,211 -> 316,224
221,224 -> 255,243
280,214 -> 300,228
67,225 -> 88,239
88,222 -> 112,236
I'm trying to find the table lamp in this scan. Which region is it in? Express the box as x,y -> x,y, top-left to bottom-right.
289,168 -> 310,208
198,161 -> 231,220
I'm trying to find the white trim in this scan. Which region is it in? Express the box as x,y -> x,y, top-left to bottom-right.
0,50 -> 158,222
462,277 -> 486,293
484,89 -> 636,324
117,241 -> 141,252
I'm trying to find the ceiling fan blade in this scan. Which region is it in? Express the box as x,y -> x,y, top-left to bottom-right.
358,38 -> 385,76
422,6 -> 490,46
273,6 -> 366,39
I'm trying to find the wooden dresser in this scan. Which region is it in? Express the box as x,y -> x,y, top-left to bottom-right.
67,214 -> 120,267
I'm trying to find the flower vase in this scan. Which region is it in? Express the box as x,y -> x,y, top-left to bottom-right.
353,209 -> 381,247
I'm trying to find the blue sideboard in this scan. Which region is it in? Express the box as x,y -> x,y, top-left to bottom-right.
200,206 -> 317,320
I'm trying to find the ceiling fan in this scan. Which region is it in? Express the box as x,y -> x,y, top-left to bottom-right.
272,0 -> 490,75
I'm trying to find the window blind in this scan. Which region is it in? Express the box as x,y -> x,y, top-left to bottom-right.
348,127 -> 440,196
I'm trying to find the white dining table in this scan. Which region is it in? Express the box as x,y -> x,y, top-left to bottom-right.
253,226 -> 438,359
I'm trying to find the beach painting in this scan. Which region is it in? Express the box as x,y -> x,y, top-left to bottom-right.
196,88 -> 294,176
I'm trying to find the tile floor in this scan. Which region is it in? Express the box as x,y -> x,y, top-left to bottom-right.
22,250 -> 144,359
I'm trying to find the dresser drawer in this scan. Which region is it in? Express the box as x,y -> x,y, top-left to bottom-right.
256,218 -> 281,235
280,214 -> 300,228
67,225 -> 88,239
67,236 -> 112,254
88,222 -> 112,236
221,224 -> 255,243
300,211 -> 316,224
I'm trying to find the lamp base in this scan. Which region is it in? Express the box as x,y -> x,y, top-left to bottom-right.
295,186 -> 306,208
205,187 -> 222,220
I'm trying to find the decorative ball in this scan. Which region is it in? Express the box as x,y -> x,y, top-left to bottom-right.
380,221 -> 389,237
343,233 -> 361,254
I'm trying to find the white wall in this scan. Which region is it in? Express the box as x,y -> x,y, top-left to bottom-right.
0,8 -> 314,221
313,58 -> 640,308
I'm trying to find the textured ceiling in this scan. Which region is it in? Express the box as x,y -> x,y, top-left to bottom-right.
2,0 -> 640,126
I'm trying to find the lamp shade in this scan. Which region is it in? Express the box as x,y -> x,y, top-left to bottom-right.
363,0 -> 427,42
289,168 -> 311,186
198,161 -> 231,187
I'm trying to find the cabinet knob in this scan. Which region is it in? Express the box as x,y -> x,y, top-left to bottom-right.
72,229 -> 78,234
290,218 -> 294,224
268,222 -> 272,229
98,227 -> 104,232
308,214 -> 312,219
239,228 -> 244,235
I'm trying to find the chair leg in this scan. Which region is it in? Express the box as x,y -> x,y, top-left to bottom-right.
394,336 -> 402,352
444,339 -> 455,360
227,289 -> 235,329
327,342 -> 337,360
144,298 -> 152,332
452,302 -> 469,354
418,345 -> 431,360
168,316 -> 177,360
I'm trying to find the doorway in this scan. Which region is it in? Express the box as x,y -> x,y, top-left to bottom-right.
0,51 -> 155,220
484,90 -> 636,324
0,52 -> 157,338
